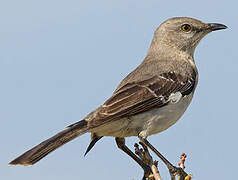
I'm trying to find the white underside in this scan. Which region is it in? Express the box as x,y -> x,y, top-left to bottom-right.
91,93 -> 193,138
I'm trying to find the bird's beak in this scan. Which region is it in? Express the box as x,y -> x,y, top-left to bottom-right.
207,23 -> 228,31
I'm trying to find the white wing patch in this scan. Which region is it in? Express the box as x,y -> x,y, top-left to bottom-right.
169,92 -> 182,104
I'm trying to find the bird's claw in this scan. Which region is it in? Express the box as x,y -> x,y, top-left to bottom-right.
169,166 -> 187,179
142,164 -> 153,180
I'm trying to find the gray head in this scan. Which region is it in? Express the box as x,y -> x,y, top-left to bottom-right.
148,17 -> 227,57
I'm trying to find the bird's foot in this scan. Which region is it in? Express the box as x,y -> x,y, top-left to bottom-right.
168,165 -> 187,180
142,164 -> 153,180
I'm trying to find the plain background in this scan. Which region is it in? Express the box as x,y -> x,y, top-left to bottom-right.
1,0 -> 237,179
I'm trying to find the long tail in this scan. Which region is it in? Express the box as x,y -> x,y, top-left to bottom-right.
9,120 -> 88,166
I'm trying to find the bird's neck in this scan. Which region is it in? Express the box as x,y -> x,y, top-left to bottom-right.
145,38 -> 196,71
146,36 -> 195,63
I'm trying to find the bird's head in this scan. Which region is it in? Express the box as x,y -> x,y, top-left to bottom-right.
149,17 -> 227,57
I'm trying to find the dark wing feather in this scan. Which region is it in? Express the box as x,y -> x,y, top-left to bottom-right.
88,72 -> 196,128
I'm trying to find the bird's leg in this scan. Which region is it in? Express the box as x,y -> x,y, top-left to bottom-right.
115,137 -> 152,179
139,136 -> 188,179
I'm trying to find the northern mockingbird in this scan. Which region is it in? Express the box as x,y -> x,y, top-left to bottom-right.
9,17 -> 227,176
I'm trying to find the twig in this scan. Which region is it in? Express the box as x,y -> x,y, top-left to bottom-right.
177,153 -> 192,180
134,142 -> 192,180
178,153 -> 187,170
151,163 -> 162,180
134,143 -> 162,180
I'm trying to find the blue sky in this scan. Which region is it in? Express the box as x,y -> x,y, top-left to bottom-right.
1,0 -> 237,179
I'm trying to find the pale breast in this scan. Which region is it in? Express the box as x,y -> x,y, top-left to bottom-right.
91,93 -> 193,138
137,93 -> 193,138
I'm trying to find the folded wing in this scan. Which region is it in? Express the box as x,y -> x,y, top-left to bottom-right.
88,71 -> 196,128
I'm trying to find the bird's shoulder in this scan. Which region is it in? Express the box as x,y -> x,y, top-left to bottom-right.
114,58 -> 197,93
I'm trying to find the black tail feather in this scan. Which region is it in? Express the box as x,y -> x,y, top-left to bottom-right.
84,135 -> 103,156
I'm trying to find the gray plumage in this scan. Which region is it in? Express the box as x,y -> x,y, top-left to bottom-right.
9,17 -> 227,166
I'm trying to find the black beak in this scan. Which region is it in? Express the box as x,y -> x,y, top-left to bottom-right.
207,23 -> 228,31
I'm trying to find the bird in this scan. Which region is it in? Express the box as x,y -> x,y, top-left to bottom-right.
9,17 -> 227,176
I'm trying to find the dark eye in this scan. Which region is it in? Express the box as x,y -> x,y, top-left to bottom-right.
181,24 -> 192,32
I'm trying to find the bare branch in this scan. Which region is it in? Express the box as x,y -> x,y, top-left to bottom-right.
134,142 -> 192,180
135,143 -> 162,180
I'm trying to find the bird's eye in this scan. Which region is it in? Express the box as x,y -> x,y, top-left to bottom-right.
181,24 -> 192,32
